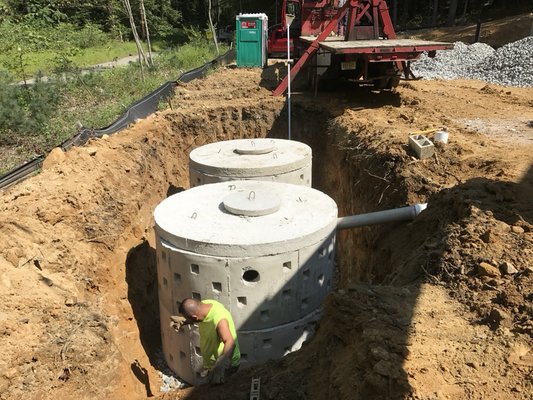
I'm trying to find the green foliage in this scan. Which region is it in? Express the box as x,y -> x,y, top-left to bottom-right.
0,39 -> 223,173
0,71 -> 60,146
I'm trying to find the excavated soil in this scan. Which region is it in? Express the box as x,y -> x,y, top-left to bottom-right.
0,65 -> 532,400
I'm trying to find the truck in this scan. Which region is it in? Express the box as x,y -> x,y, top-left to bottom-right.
268,0 -> 452,95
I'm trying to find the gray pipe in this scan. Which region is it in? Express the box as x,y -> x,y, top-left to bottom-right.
337,203 -> 427,230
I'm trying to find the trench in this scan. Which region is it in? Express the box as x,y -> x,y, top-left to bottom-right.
121,93 -> 422,399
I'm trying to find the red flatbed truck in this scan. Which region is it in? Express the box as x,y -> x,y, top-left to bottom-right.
268,0 -> 453,95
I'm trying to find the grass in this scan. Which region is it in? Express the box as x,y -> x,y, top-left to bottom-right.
0,40 -> 227,175
0,41 -> 144,81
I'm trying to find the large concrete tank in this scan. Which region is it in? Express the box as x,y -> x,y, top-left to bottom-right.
189,138 -> 312,187
154,180 -> 337,385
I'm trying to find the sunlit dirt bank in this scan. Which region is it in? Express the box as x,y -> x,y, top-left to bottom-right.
0,67 -> 531,400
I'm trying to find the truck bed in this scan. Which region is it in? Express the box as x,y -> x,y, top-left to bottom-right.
300,36 -> 453,56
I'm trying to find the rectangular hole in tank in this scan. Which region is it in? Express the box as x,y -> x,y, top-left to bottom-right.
212,281 -> 222,293
191,264 -> 199,274
283,261 -> 292,272
237,296 -> 247,307
260,309 -> 270,321
301,298 -> 309,309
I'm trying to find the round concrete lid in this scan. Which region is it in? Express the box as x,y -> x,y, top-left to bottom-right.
223,191 -> 281,216
189,138 -> 311,177
234,140 -> 276,155
154,180 -> 337,257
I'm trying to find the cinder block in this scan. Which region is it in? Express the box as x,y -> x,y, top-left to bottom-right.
409,134 -> 435,159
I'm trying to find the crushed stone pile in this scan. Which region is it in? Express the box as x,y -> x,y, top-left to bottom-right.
412,37 -> 533,87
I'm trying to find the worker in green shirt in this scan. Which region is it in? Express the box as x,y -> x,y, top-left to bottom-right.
171,298 -> 241,384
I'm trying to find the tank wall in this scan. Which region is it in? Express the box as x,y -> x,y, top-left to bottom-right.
189,163 -> 312,188
156,230 -> 336,385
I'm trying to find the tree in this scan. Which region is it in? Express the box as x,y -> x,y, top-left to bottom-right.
432,0 -> 439,26
447,0 -> 459,26
121,0 -> 149,79
207,0 -> 219,55
139,0 -> 153,65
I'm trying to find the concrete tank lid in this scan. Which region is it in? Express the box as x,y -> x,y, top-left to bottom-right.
154,180 -> 337,257
189,138 -> 311,177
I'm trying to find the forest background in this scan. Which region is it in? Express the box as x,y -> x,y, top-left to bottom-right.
0,0 -> 530,174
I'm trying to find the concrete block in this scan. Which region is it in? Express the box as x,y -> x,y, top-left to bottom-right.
409,134 -> 435,159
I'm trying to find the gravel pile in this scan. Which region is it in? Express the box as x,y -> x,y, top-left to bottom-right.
412,41 -> 494,80
468,37 -> 533,87
411,37 -> 533,87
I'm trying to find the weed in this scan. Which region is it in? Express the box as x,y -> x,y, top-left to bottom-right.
0,38 -> 225,174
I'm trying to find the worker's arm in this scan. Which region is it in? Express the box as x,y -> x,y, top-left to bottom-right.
216,318 -> 235,359
209,318 -> 234,384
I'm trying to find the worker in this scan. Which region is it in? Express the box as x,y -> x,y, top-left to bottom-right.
170,298 -> 240,384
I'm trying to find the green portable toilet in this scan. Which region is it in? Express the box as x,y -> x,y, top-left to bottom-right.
236,13 -> 268,68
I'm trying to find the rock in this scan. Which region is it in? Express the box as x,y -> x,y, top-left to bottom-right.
3,367 -> 18,380
64,297 -> 77,307
373,360 -> 400,378
370,346 -> 390,361
477,262 -> 501,277
480,230 -> 496,243
500,261 -> 519,275
4,249 -> 20,267
465,361 -> 479,369
85,147 -> 98,156
42,147 -> 66,171
488,308 -> 512,329
511,226 -> 524,234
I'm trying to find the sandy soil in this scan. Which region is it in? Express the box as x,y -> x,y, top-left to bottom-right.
1,59 -> 532,400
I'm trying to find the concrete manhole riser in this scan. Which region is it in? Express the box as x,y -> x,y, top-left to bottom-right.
189,138 -> 312,187
154,180 -> 337,385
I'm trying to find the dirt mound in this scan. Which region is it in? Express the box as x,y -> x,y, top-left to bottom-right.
1,65 -> 532,400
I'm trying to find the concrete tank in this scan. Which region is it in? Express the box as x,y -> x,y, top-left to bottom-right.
189,138 -> 312,187
154,180 -> 337,385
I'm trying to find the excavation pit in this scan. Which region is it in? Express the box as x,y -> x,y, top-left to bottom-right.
1,66 -> 531,400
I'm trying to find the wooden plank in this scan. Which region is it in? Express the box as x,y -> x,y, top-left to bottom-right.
300,36 -> 453,52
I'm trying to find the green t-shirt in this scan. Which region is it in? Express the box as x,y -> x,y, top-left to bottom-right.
199,300 -> 240,368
